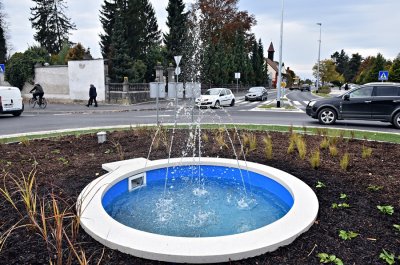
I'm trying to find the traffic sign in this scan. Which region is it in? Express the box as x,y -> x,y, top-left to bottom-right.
234,72 -> 240,79
378,71 -> 389,81
0,64 -> 5,73
175,67 -> 181,76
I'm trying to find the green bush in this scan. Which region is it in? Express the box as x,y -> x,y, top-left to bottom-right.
5,46 -> 50,89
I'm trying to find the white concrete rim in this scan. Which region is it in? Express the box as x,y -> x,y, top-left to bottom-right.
78,157 -> 319,263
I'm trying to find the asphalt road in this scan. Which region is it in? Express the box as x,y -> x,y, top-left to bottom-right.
1,90 -> 399,136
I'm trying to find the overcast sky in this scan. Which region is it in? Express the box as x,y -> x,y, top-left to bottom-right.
3,0 -> 400,79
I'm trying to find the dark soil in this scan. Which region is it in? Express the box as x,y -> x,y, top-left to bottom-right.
0,128 -> 399,265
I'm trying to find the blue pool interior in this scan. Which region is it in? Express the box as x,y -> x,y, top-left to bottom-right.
102,165 -> 294,237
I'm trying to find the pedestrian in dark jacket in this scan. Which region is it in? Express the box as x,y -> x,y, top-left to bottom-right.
86,84 -> 98,107
30,83 -> 44,104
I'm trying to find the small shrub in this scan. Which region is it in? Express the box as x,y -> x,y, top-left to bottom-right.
377,205 -> 394,215
248,133 -> 257,152
316,181 -> 326,188
339,193 -> 348,200
263,135 -> 273,160
340,152 -> 350,170
393,224 -> 400,232
320,137 -> 330,149
350,130 -> 355,140
19,137 -> 30,147
201,133 -> 209,143
362,145 -> 372,158
329,145 -> 338,157
379,249 -> 396,265
317,253 -> 343,265
367,185 -> 383,191
287,133 -> 298,154
309,149 -> 320,169
216,131 -> 228,149
295,136 -> 307,160
339,230 -> 359,240
332,203 -> 350,209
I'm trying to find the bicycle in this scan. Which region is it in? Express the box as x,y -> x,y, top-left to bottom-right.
29,96 -> 47,109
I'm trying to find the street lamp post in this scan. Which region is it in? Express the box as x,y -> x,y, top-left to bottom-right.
316,23 -> 322,92
276,0 -> 284,108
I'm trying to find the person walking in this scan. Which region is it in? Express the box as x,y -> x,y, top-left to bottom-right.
86,84 -> 98,107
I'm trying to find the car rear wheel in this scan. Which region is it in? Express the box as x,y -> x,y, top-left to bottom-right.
214,101 -> 220,109
393,112 -> 400,129
318,108 -> 337,125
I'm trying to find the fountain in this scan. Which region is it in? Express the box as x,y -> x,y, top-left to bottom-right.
78,156 -> 318,263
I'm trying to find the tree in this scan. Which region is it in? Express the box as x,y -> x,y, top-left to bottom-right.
65,43 -> 87,61
163,0 -> 188,64
99,0 -> 118,59
196,0 -> 256,46
109,12 -> 133,82
389,53 -> 400,82
347,53 -> 362,82
331,50 -> 349,81
0,0 -> 7,63
5,46 -> 50,89
313,59 -> 343,84
251,39 -> 267,86
364,53 -> 387,83
30,0 -> 76,54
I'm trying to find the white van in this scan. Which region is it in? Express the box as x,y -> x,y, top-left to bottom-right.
0,86 -> 24,116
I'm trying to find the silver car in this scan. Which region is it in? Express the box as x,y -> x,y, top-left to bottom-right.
245,87 -> 268,101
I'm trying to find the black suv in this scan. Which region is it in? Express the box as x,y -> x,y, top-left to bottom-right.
306,82 -> 400,128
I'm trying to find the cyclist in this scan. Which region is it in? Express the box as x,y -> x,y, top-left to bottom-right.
30,83 -> 45,105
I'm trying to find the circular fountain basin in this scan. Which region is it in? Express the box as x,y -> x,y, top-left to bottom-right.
78,157 -> 318,263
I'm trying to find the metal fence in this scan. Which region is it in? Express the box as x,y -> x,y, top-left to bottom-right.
106,82 -> 257,104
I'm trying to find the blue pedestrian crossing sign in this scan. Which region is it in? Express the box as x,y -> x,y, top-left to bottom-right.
0,64 -> 4,73
378,70 -> 389,81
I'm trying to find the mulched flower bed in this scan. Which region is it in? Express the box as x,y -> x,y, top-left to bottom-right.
0,128 -> 399,265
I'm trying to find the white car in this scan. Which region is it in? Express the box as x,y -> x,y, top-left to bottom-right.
0,86 -> 24,117
195,88 -> 235,108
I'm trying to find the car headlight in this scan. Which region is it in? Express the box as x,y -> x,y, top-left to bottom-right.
308,100 -> 317,107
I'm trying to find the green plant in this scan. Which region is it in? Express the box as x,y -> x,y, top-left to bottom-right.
339,230 -> 359,240
19,136 -> 30,147
58,157 -> 69,165
248,133 -> 257,152
320,137 -> 330,149
216,131 -> 228,149
201,133 -> 209,143
362,145 -> 373,158
287,133 -> 298,154
329,145 -> 338,157
340,152 -> 350,170
349,130 -> 355,140
393,224 -> 400,232
339,193 -> 348,199
316,181 -> 326,188
332,203 -> 350,209
317,253 -> 343,265
110,138 -> 125,160
263,135 -> 273,160
51,149 -> 61,154
377,205 -> 394,215
379,249 -> 397,265
310,149 -> 320,169
295,136 -> 307,160
367,185 -> 383,191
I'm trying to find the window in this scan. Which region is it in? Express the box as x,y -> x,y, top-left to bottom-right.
374,86 -> 398,97
349,86 -> 373,98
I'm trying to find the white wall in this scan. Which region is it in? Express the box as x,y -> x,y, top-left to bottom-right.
68,59 -> 105,101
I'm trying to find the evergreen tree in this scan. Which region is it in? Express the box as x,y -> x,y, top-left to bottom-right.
389,54 -> 400,82
30,0 -> 76,54
348,53 -> 362,82
110,12 -> 133,82
163,0 -> 188,64
331,50 -> 349,81
99,0 -> 118,59
0,1 -> 7,63
365,53 -> 387,83
232,29 -> 251,85
251,39 -> 267,86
